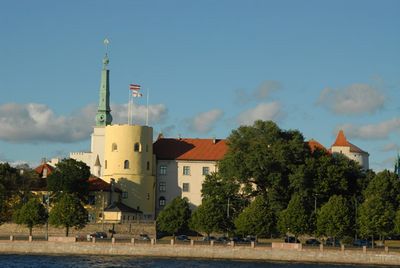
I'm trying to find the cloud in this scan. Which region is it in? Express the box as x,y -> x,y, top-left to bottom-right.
381,143 -> 400,152
0,102 -> 168,143
318,83 -> 385,115
336,117 -> 400,140
235,80 -> 282,104
237,102 -> 282,125
187,109 -> 224,134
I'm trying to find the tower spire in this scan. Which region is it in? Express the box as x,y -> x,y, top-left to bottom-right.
95,38 -> 113,126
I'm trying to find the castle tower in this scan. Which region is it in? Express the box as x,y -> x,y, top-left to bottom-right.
95,45 -> 112,126
331,130 -> 369,170
102,124 -> 156,219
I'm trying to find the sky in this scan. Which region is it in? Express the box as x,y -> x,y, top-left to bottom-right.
0,0 -> 399,171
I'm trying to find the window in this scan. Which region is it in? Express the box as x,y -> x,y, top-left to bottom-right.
134,142 -> 141,152
147,161 -> 150,170
159,182 -> 166,192
105,160 -> 107,169
159,197 -> 166,207
183,166 -> 190,175
98,212 -> 103,218
112,143 -> 118,152
146,144 -> 149,152
160,165 -> 167,175
202,167 -> 210,175
147,193 -> 150,200
182,183 -> 190,192
122,191 -> 128,199
124,160 -> 129,169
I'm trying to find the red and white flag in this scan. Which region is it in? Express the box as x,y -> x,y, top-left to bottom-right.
129,84 -> 141,91
132,91 -> 143,97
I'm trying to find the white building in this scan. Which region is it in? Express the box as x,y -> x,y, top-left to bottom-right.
153,137 -> 227,214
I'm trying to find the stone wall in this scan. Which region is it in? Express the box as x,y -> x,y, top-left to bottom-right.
0,222 -> 156,238
0,240 -> 399,266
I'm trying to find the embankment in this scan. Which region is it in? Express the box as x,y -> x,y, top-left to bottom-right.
0,239 -> 399,266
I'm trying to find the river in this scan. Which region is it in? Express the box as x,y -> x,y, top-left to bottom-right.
0,254 -> 381,267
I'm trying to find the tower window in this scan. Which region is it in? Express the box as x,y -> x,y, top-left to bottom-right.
112,143 -> 118,152
105,160 -> 107,169
124,160 -> 129,169
134,142 -> 141,152
147,161 -> 150,170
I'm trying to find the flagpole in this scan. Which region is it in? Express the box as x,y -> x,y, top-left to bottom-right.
128,89 -> 131,125
146,88 -> 149,126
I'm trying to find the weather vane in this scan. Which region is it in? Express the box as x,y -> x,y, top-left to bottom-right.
104,38 -> 110,54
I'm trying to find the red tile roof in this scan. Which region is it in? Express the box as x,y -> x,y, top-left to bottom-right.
307,139 -> 328,153
88,176 -> 122,192
154,138 -> 228,161
34,163 -> 54,176
331,130 -> 367,154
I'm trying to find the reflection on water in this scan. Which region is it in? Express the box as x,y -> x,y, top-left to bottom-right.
0,254 -> 380,268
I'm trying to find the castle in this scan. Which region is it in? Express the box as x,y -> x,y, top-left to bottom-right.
69,48 -> 369,222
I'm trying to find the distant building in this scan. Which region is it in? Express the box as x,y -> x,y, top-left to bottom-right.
330,130 -> 369,170
153,137 -> 227,213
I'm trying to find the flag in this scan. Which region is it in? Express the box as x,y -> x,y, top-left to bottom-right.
129,84 -> 141,91
132,91 -> 143,97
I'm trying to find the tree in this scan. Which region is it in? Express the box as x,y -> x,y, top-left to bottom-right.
317,195 -> 351,241
218,120 -> 310,212
234,196 -> 276,237
201,173 -> 247,233
47,159 -> 90,201
363,170 -> 400,207
49,193 -> 88,236
190,198 -> 226,237
358,195 -> 395,243
13,198 -> 47,236
156,197 -> 191,237
0,163 -> 24,222
278,194 -> 310,239
394,209 -> 400,235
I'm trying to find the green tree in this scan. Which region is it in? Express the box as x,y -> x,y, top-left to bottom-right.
0,163 -> 24,222
201,173 -> 247,233
156,197 -> 191,237
278,194 -> 310,239
234,196 -> 276,237
218,120 -> 310,212
49,193 -> 88,236
394,209 -> 400,235
13,198 -> 47,236
358,195 -> 395,243
47,159 -> 90,201
190,198 -> 226,237
317,195 -> 351,241
363,170 -> 400,207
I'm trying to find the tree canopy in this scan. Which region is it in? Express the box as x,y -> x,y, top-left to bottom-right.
13,198 -> 47,236
48,193 -> 88,236
190,197 -> 226,237
47,159 -> 90,201
156,197 -> 191,236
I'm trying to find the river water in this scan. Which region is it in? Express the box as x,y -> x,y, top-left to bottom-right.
0,254 -> 380,268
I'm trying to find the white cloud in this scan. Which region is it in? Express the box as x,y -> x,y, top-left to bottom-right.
381,143 -> 400,152
318,83 -> 385,115
237,102 -> 282,125
188,109 -> 224,134
235,80 -> 282,104
337,117 -> 400,140
0,102 -> 168,143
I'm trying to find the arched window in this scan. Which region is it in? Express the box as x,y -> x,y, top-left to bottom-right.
146,144 -> 149,152
134,142 -> 141,152
112,143 -> 118,152
159,196 -> 166,207
124,160 -> 129,169
147,161 -> 150,170
105,160 -> 107,169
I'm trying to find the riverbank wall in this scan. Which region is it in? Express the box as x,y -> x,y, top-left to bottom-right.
0,240 -> 399,266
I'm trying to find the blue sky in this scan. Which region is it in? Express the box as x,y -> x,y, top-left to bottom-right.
0,0 -> 399,171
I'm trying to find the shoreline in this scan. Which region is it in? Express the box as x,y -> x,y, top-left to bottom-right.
0,240 -> 399,266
